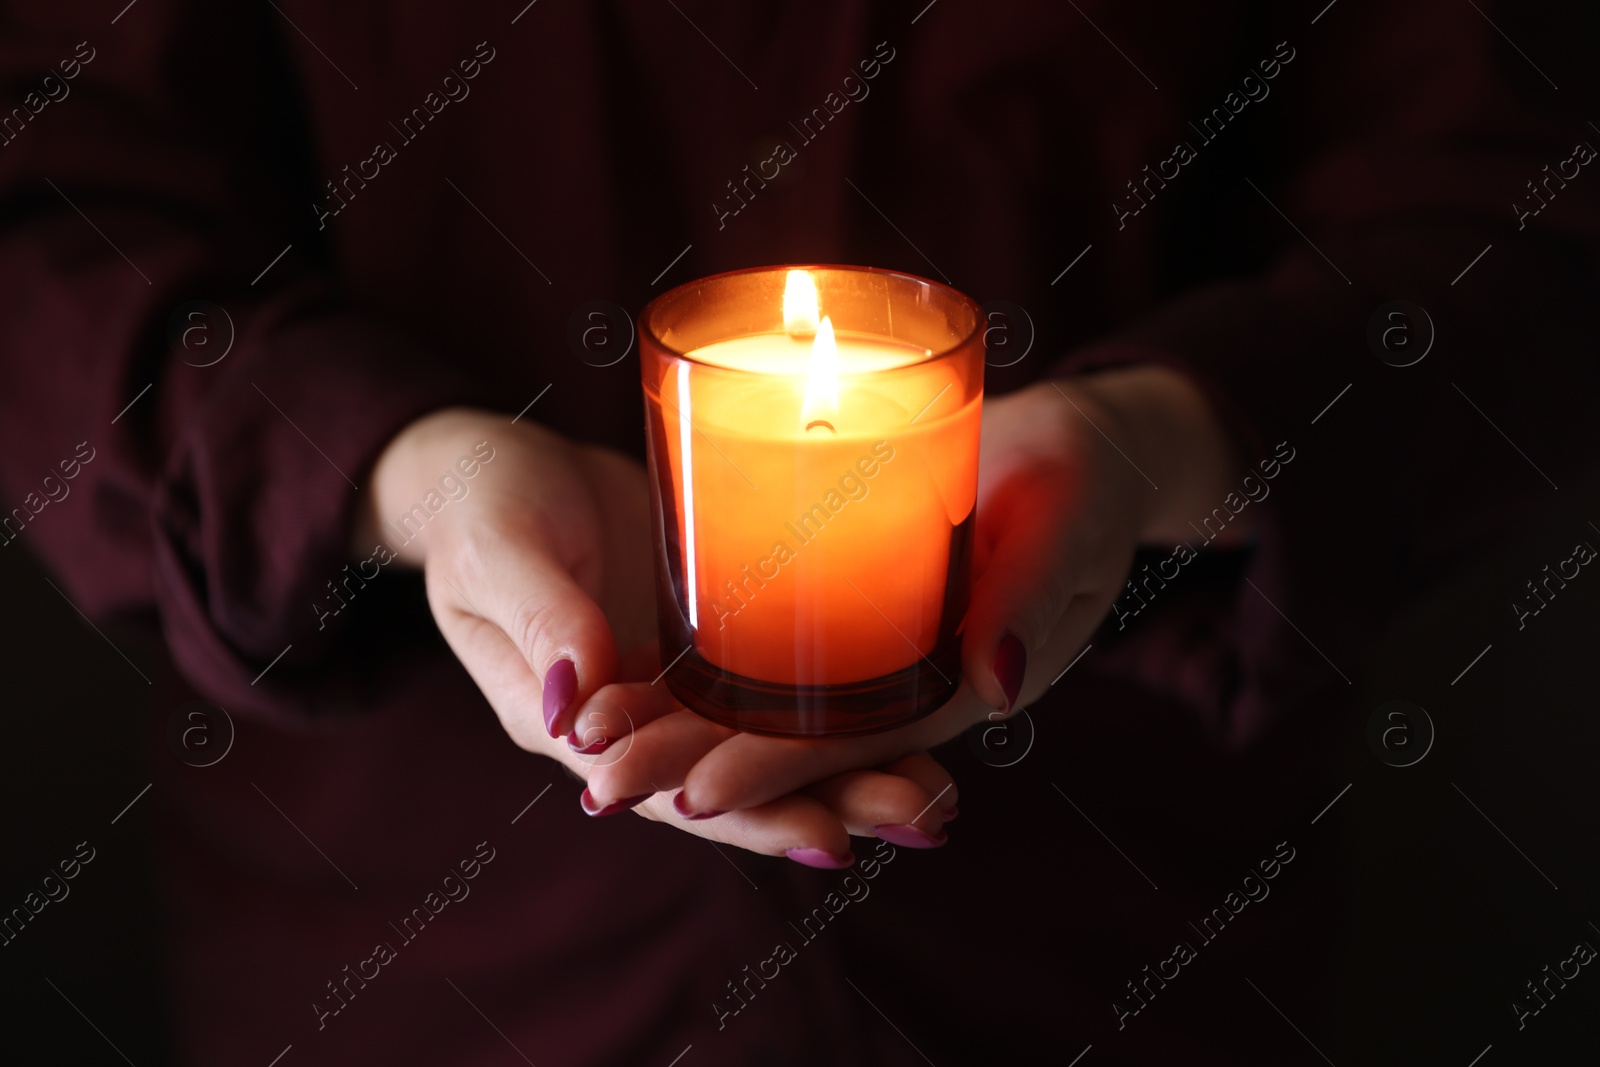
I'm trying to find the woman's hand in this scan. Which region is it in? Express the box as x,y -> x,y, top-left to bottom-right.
582,366 -> 1251,831
353,407 -> 961,866
354,407 -> 654,743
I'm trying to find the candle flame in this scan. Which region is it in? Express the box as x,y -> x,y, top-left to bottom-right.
801,315 -> 839,428
783,269 -> 819,338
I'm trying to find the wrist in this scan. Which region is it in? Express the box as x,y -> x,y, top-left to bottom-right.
1070,366 -> 1251,546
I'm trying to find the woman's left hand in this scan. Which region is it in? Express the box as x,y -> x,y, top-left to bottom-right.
580,366 -> 1250,840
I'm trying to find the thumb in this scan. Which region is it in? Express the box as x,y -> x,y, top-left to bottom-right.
960,506 -> 1065,714
961,486 -> 1120,715
429,515 -> 618,741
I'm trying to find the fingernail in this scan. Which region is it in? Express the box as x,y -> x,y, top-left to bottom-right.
942,805 -> 959,821
784,847 -> 856,869
580,787 -> 650,817
672,792 -> 723,821
543,658 -> 577,737
874,823 -> 948,849
567,730 -> 609,755
993,633 -> 1026,711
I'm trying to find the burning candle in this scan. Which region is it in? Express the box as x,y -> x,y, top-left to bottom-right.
640,266 -> 983,737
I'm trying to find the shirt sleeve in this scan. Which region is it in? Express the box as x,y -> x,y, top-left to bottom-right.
0,4 -> 489,722
1053,2 -> 1600,746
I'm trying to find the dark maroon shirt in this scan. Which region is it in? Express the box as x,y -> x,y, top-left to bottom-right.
2,1 -> 1596,1063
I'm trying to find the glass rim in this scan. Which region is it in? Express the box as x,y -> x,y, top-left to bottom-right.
638,262 -> 985,372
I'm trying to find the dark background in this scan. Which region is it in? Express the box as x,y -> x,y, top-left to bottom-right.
5,2 -> 1600,1064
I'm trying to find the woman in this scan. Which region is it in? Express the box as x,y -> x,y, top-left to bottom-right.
2,1 -> 1592,1063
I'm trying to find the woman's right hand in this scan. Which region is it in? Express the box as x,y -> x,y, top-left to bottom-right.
352,407 -> 957,866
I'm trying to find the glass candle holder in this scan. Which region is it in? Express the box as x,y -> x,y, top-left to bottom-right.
639,265 -> 983,737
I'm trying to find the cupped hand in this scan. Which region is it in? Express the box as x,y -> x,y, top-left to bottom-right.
354,407 -> 963,866
582,366 -> 1250,833
570,679 -> 959,862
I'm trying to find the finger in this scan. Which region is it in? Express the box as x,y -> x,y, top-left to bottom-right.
430,513 -> 617,740
959,487 -> 1073,715
1019,595 -> 1114,705
628,792 -> 856,868
581,707 -> 736,811
679,691 -> 981,815
802,763 -> 955,844
565,681 -> 698,759
875,753 -> 959,818
428,606 -> 551,753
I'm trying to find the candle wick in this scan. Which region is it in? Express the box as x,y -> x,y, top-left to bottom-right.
805,419 -> 837,435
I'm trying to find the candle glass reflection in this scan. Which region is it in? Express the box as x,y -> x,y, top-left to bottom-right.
640,265 -> 983,737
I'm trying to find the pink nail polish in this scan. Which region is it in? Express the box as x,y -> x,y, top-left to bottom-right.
567,730 -> 609,755
873,823 -> 948,849
580,787 -> 650,817
784,847 -> 855,869
543,658 -> 577,737
672,792 -> 723,821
